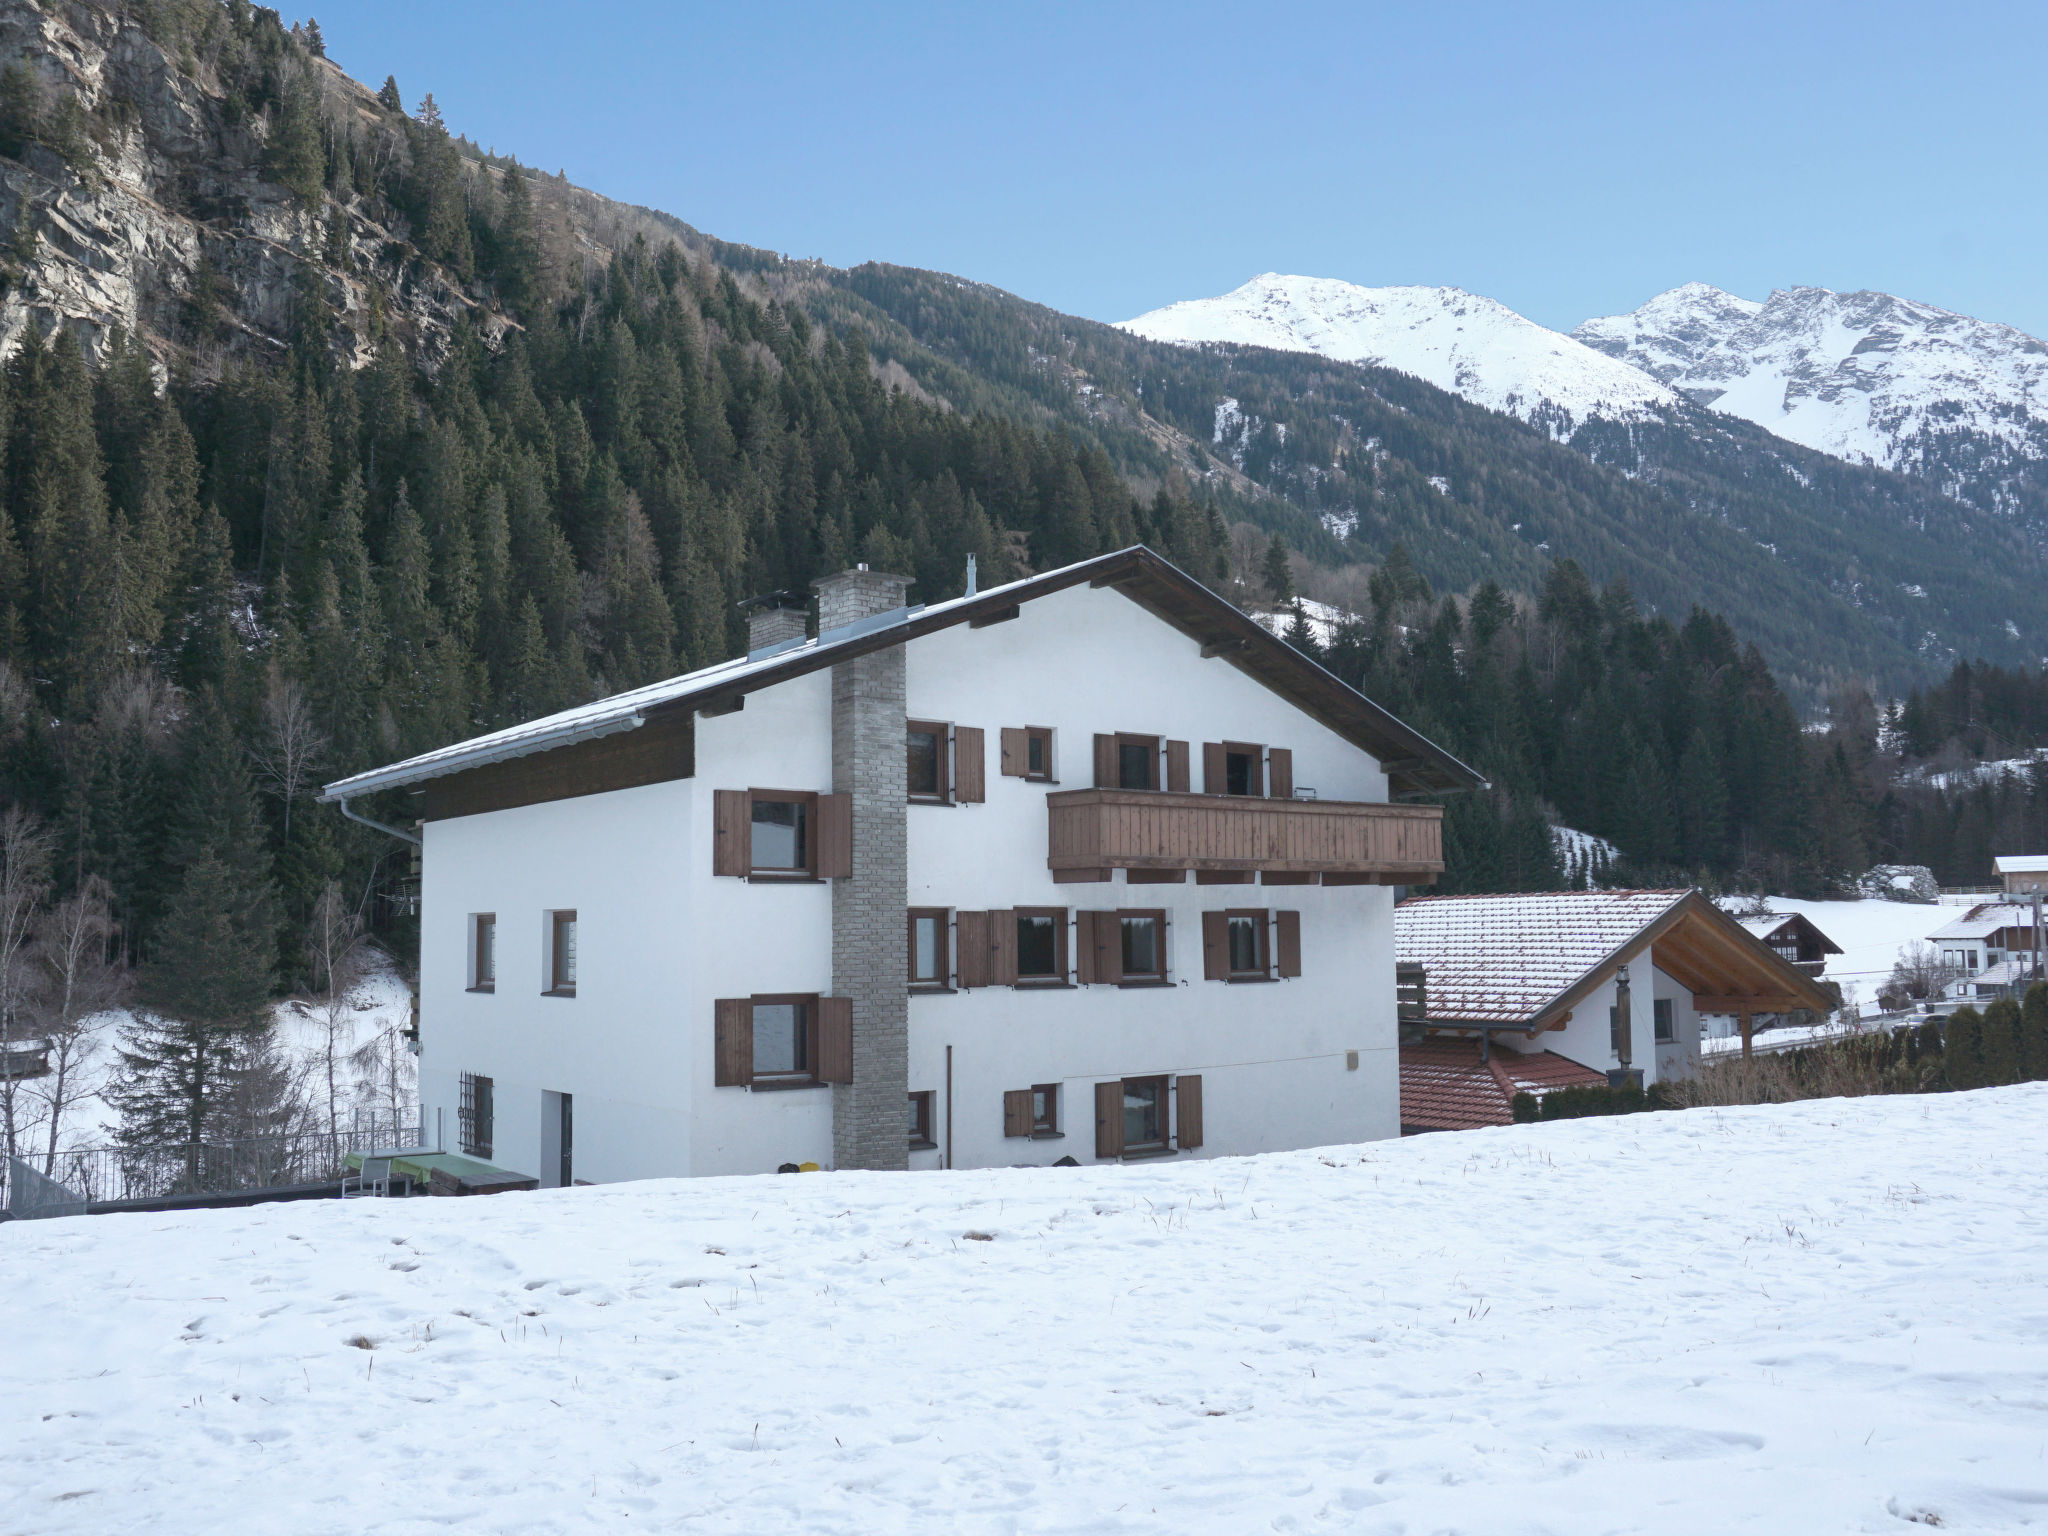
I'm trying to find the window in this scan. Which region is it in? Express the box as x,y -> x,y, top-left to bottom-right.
752,996 -> 812,1083
907,720 -> 948,802
458,1071 -> 494,1159
908,1091 -> 935,1149
751,793 -> 812,874
1117,734 -> 1159,791
1016,908 -> 1066,983
1032,1083 -> 1059,1135
909,908 -> 950,989
1227,911 -> 1266,977
1225,742 -> 1263,798
546,910 -> 577,996
470,913 -> 496,992
1121,911 -> 1165,983
1654,997 -> 1675,1043
1122,1076 -> 1168,1151
1025,727 -> 1053,781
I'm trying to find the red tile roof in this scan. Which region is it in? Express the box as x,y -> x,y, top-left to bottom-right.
1399,1038 -> 1609,1133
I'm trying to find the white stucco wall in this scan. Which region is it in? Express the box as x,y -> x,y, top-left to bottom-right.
1498,953 -> 1700,1086
419,582 -> 1408,1181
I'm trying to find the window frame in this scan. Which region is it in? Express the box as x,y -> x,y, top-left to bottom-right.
1121,1074 -> 1170,1153
1014,906 -> 1070,986
908,1090 -> 936,1149
1118,908 -> 1168,985
1032,1082 -> 1060,1137
1224,908 -> 1270,981
1222,741 -> 1265,798
908,907 -> 952,992
906,719 -> 952,805
469,912 -> 496,993
1653,997 -> 1676,1043
748,789 -> 820,880
1115,733 -> 1160,791
457,1070 -> 494,1159
749,992 -> 821,1089
545,909 -> 578,997
1024,726 -> 1055,783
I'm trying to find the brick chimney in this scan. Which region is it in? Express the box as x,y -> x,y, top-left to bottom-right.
811,566 -> 913,1171
741,590 -> 809,656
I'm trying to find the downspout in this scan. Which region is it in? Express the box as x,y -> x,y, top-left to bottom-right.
336,797 -> 421,846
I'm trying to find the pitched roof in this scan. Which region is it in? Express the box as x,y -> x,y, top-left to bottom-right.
1733,912 -> 1844,955
1930,903 -> 2035,941
1996,855 -> 2048,874
1399,1039 -> 1608,1132
1393,888 -> 1837,1029
320,546 -> 1484,804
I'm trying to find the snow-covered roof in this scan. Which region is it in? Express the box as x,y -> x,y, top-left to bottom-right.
1732,912 -> 1843,955
1395,888 -> 1836,1029
320,546 -> 1486,804
1996,855 -> 2048,875
1930,903 -> 2036,941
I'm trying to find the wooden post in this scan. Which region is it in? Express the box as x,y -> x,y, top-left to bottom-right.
1739,1005 -> 1753,1060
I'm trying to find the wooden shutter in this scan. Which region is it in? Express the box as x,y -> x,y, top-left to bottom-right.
713,790 -> 750,876
1093,733 -> 1116,788
1095,911 -> 1123,984
817,996 -> 853,1083
1003,1088 -> 1033,1138
1268,748 -> 1294,800
1176,1074 -> 1204,1149
1075,910 -> 1097,984
714,998 -> 752,1086
1202,911 -> 1228,980
1000,727 -> 1028,777
816,793 -> 852,877
1203,742 -> 1227,795
1094,1080 -> 1125,1159
1275,910 -> 1301,977
953,726 -> 986,803
989,909 -> 1018,986
1165,740 -> 1190,794
956,911 -> 989,988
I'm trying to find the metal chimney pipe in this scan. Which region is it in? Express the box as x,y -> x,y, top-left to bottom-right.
965,553 -> 978,598
1609,962 -> 1638,1089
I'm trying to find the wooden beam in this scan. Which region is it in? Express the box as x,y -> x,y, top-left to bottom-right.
1090,571 -> 1140,589
1200,638 -> 1248,659
968,604 -> 1020,629
420,711 -> 695,822
696,693 -> 745,718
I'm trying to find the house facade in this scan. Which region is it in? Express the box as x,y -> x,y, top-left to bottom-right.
1931,902 -> 2042,999
1996,855 -> 2048,896
322,548 -> 1480,1184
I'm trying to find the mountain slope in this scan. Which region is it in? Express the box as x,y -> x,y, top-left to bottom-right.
1576,284 -> 2048,521
1120,274 -> 1675,436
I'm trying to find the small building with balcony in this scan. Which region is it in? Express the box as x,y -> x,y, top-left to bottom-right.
322,546 -> 1481,1183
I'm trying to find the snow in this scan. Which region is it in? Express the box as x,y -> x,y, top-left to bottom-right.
1250,596 -> 1347,649
9,1089 -> 2048,1531
1575,283 -> 2048,479
1715,897 -> 1960,1012
1119,275 -> 1678,435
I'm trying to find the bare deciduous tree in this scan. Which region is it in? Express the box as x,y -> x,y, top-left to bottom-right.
302,882 -> 369,1135
0,805 -> 53,1162
1884,941 -> 1960,1007
29,875 -> 129,1173
250,672 -> 329,839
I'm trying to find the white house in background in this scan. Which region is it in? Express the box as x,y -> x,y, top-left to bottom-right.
1996,855 -> 2048,896
1930,902 -> 2043,999
1393,890 -> 1835,1131
319,547 -> 1482,1185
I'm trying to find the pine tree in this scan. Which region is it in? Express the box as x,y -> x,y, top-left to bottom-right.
1261,533 -> 1294,603
263,70 -> 324,205
377,76 -> 402,112
1944,1005 -> 1986,1091
1981,997 -> 2023,1087
2021,981 -> 2048,1081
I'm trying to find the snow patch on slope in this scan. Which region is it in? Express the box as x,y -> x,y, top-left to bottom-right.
1121,274 -> 1678,436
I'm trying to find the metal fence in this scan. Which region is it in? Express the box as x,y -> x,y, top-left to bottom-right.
3,1112 -> 418,1214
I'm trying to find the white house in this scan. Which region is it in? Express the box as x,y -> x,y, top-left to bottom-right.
320,547 -> 1483,1184
1930,902 -> 2043,998
1393,889 -> 1836,1130
1996,855 -> 2048,896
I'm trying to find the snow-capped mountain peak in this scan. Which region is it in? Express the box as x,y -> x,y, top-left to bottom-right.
1573,284 -> 2048,491
1118,274 -> 1677,436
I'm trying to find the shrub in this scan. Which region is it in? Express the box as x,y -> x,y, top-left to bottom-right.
1510,1091 -> 1539,1123
2023,983 -> 2048,1081
1535,1082 -> 1656,1120
1945,1006 -> 1986,1091
1982,998 -> 2023,1086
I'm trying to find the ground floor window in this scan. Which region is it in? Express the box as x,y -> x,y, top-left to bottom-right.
1654,997 -> 1675,1043
752,996 -> 813,1083
1122,1075 -> 1167,1151
908,1091 -> 935,1149
458,1071 -> 493,1159
1033,1083 -> 1059,1135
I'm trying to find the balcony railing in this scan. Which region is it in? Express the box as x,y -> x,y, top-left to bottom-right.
1046,788 -> 1443,881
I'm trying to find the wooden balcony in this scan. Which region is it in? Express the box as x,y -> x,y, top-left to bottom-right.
1046,789 -> 1443,882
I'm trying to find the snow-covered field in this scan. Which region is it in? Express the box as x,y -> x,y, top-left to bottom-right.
8,1088 -> 2048,1532
1719,896 -> 1962,1014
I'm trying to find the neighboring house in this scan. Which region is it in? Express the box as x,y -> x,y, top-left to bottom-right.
1933,901 -> 2031,999
320,547 -> 1482,1185
1996,855 -> 2048,896
1398,1038 -> 1607,1134
1733,912 -> 1842,978
1930,902 -> 2043,998
1393,889 -> 1835,1130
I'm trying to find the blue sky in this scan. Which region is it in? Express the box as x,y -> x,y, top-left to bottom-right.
315,1 -> 2048,336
